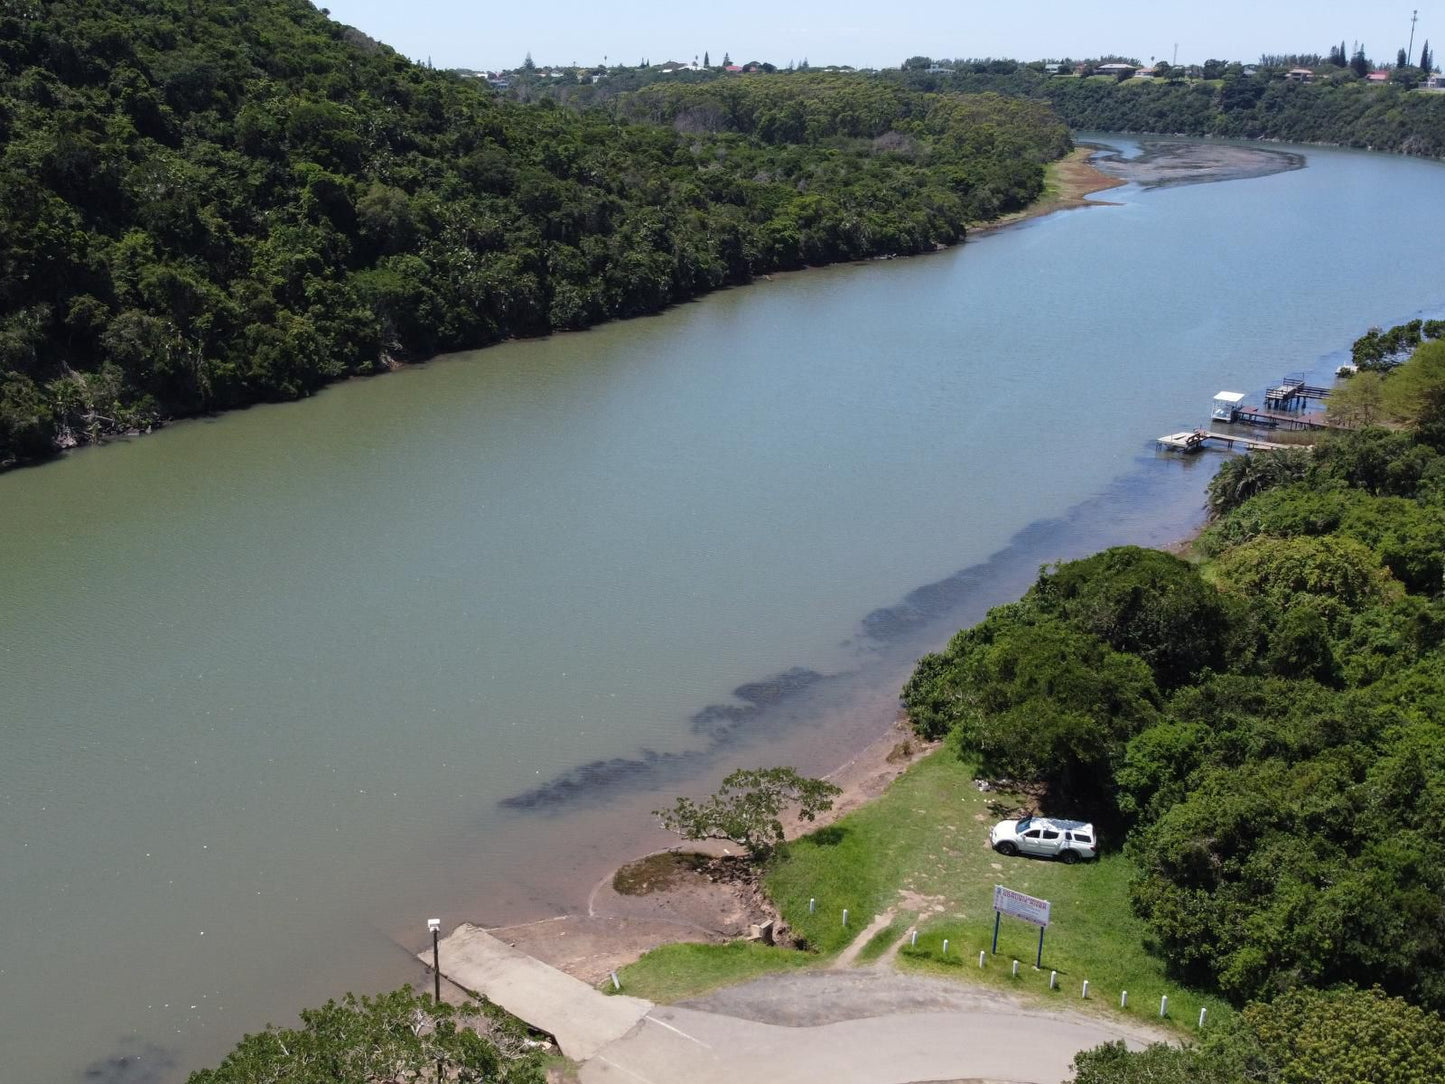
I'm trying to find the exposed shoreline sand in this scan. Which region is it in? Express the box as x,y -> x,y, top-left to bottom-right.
969,145 -> 1128,235
475,716 -> 934,985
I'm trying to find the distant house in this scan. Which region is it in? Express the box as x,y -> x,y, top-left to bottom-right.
1427,73 -> 1445,89
659,60 -> 687,72
925,64 -> 952,74
1286,67 -> 1315,82
1095,63 -> 1137,77
1043,63 -> 1062,74
1367,70 -> 1390,83
1242,66 -> 1259,76
1133,66 -> 1157,79
725,64 -> 743,73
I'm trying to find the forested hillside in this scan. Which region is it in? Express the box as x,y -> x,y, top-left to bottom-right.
0,1 -> 1069,468
899,66 -> 1445,157
520,59 -> 1445,160
905,331 -> 1445,1076
1038,77 -> 1445,155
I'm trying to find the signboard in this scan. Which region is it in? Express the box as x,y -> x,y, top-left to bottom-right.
993,885 -> 1051,928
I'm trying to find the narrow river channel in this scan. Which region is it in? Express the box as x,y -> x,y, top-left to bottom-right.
3,137 -> 1444,1082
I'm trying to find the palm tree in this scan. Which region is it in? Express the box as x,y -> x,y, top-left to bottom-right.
1206,447 -> 1311,518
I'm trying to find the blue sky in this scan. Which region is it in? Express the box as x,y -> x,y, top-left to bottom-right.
318,1 -> 1432,72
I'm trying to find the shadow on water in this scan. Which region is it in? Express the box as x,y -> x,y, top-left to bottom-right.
499,449 -> 1214,815
498,666 -> 833,810
82,1041 -> 177,1084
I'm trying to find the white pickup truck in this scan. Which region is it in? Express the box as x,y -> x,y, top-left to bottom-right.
989,815 -> 1097,864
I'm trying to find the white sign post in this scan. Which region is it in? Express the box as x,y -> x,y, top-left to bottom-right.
992,885 -> 1051,967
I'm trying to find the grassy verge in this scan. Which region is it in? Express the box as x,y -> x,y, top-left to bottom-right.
766,741 -> 1232,1034
605,940 -> 818,1003
855,916 -> 910,965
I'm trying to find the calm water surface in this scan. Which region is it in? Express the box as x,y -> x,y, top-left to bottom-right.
3,138 -> 1445,1082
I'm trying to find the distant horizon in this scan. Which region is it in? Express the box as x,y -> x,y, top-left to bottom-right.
318,0 -> 1435,75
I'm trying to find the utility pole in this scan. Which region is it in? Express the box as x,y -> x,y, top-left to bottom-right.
427,918 -> 441,1003
1410,9 -> 1420,65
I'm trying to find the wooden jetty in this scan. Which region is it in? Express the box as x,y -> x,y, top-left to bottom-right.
1211,376 -> 1339,431
1157,429 -> 1300,454
1230,405 -> 1336,430
1263,372 -> 1333,411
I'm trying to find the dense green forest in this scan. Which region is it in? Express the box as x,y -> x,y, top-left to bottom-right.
0,1 -> 1069,468
550,61 -> 1445,160
1032,76 -> 1445,156
905,330 -> 1445,1077
884,62 -> 1445,157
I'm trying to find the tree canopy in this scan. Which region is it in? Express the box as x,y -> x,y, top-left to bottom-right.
1071,987 -> 1445,1084
187,986 -> 546,1084
654,766 -> 841,860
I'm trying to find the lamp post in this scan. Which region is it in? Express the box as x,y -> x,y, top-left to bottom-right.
427,918 -> 441,1003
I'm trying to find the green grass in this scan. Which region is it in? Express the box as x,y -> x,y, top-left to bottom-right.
604,940 -> 818,1003
855,916 -> 910,964
766,743 -> 1233,1034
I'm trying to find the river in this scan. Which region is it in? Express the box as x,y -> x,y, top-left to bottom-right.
2,137 -> 1444,1082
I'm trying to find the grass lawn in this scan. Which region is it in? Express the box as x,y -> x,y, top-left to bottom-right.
765,741 -> 1232,1034
606,940 -> 819,1003
855,915 -> 910,964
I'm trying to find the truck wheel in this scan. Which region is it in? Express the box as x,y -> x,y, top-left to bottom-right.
1059,849 -> 1080,865
996,841 -> 1019,857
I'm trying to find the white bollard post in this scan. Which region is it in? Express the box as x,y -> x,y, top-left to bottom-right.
979,951 -> 986,968
610,971 -> 620,991
1012,960 -> 1020,977
842,908 -> 848,927
809,897 -> 816,914
1159,995 -> 1168,1017
910,929 -> 918,948
1199,1007 -> 1207,1028
1081,980 -> 1089,999
1121,990 -> 1128,1009
941,938 -> 949,955
1049,970 -> 1057,989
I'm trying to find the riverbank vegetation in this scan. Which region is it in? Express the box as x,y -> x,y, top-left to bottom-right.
0,1 -> 1069,468
900,327 -> 1445,1076
187,987 -> 547,1083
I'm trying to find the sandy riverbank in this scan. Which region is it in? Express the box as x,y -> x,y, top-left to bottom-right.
968,146 -> 1128,235
474,716 -> 934,985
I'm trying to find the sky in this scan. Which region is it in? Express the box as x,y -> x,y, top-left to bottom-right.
317,0 -> 1433,72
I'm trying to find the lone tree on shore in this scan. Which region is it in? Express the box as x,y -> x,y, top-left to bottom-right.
654,767 -> 841,860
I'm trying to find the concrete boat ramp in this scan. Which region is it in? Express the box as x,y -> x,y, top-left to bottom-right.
426,924 -> 1158,1083
426,924 -> 651,1060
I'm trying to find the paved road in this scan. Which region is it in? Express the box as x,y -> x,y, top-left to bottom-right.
434,927 -> 1156,1084
583,1001 -> 1136,1084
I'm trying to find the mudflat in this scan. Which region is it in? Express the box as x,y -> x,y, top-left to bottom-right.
1089,139 -> 1305,186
